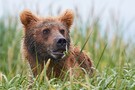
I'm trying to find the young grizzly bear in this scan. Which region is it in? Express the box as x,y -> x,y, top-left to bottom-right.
20,9 -> 93,78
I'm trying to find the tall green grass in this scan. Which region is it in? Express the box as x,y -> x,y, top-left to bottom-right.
0,11 -> 135,89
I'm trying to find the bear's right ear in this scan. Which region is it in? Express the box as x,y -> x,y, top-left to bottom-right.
59,9 -> 74,29
20,10 -> 39,26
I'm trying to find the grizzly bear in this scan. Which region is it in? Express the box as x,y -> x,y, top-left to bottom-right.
20,9 -> 93,79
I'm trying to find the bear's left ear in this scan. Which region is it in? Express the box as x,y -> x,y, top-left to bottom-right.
59,9 -> 74,29
20,10 -> 39,27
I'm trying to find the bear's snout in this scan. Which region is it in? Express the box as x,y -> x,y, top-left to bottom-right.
48,37 -> 67,60
56,38 -> 67,48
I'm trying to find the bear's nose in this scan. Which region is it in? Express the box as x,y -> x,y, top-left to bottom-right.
56,38 -> 67,48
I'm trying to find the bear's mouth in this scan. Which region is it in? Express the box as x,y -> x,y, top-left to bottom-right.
50,48 -> 66,59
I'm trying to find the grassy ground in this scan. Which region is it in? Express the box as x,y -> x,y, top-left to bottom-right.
0,12 -> 135,90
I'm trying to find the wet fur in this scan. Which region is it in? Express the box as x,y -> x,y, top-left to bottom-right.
20,9 -> 93,78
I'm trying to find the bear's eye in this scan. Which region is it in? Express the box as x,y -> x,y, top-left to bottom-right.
60,29 -> 65,34
43,29 -> 50,34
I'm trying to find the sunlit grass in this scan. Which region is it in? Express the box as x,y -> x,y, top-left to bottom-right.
0,10 -> 135,89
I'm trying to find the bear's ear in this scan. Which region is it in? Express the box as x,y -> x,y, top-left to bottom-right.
59,9 -> 74,29
20,10 -> 39,26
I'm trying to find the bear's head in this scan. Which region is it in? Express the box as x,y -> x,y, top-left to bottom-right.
20,10 -> 74,61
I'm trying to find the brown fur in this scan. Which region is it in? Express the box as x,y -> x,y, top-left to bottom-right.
20,9 -> 93,79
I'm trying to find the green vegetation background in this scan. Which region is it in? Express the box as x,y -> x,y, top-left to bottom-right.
0,9 -> 135,90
